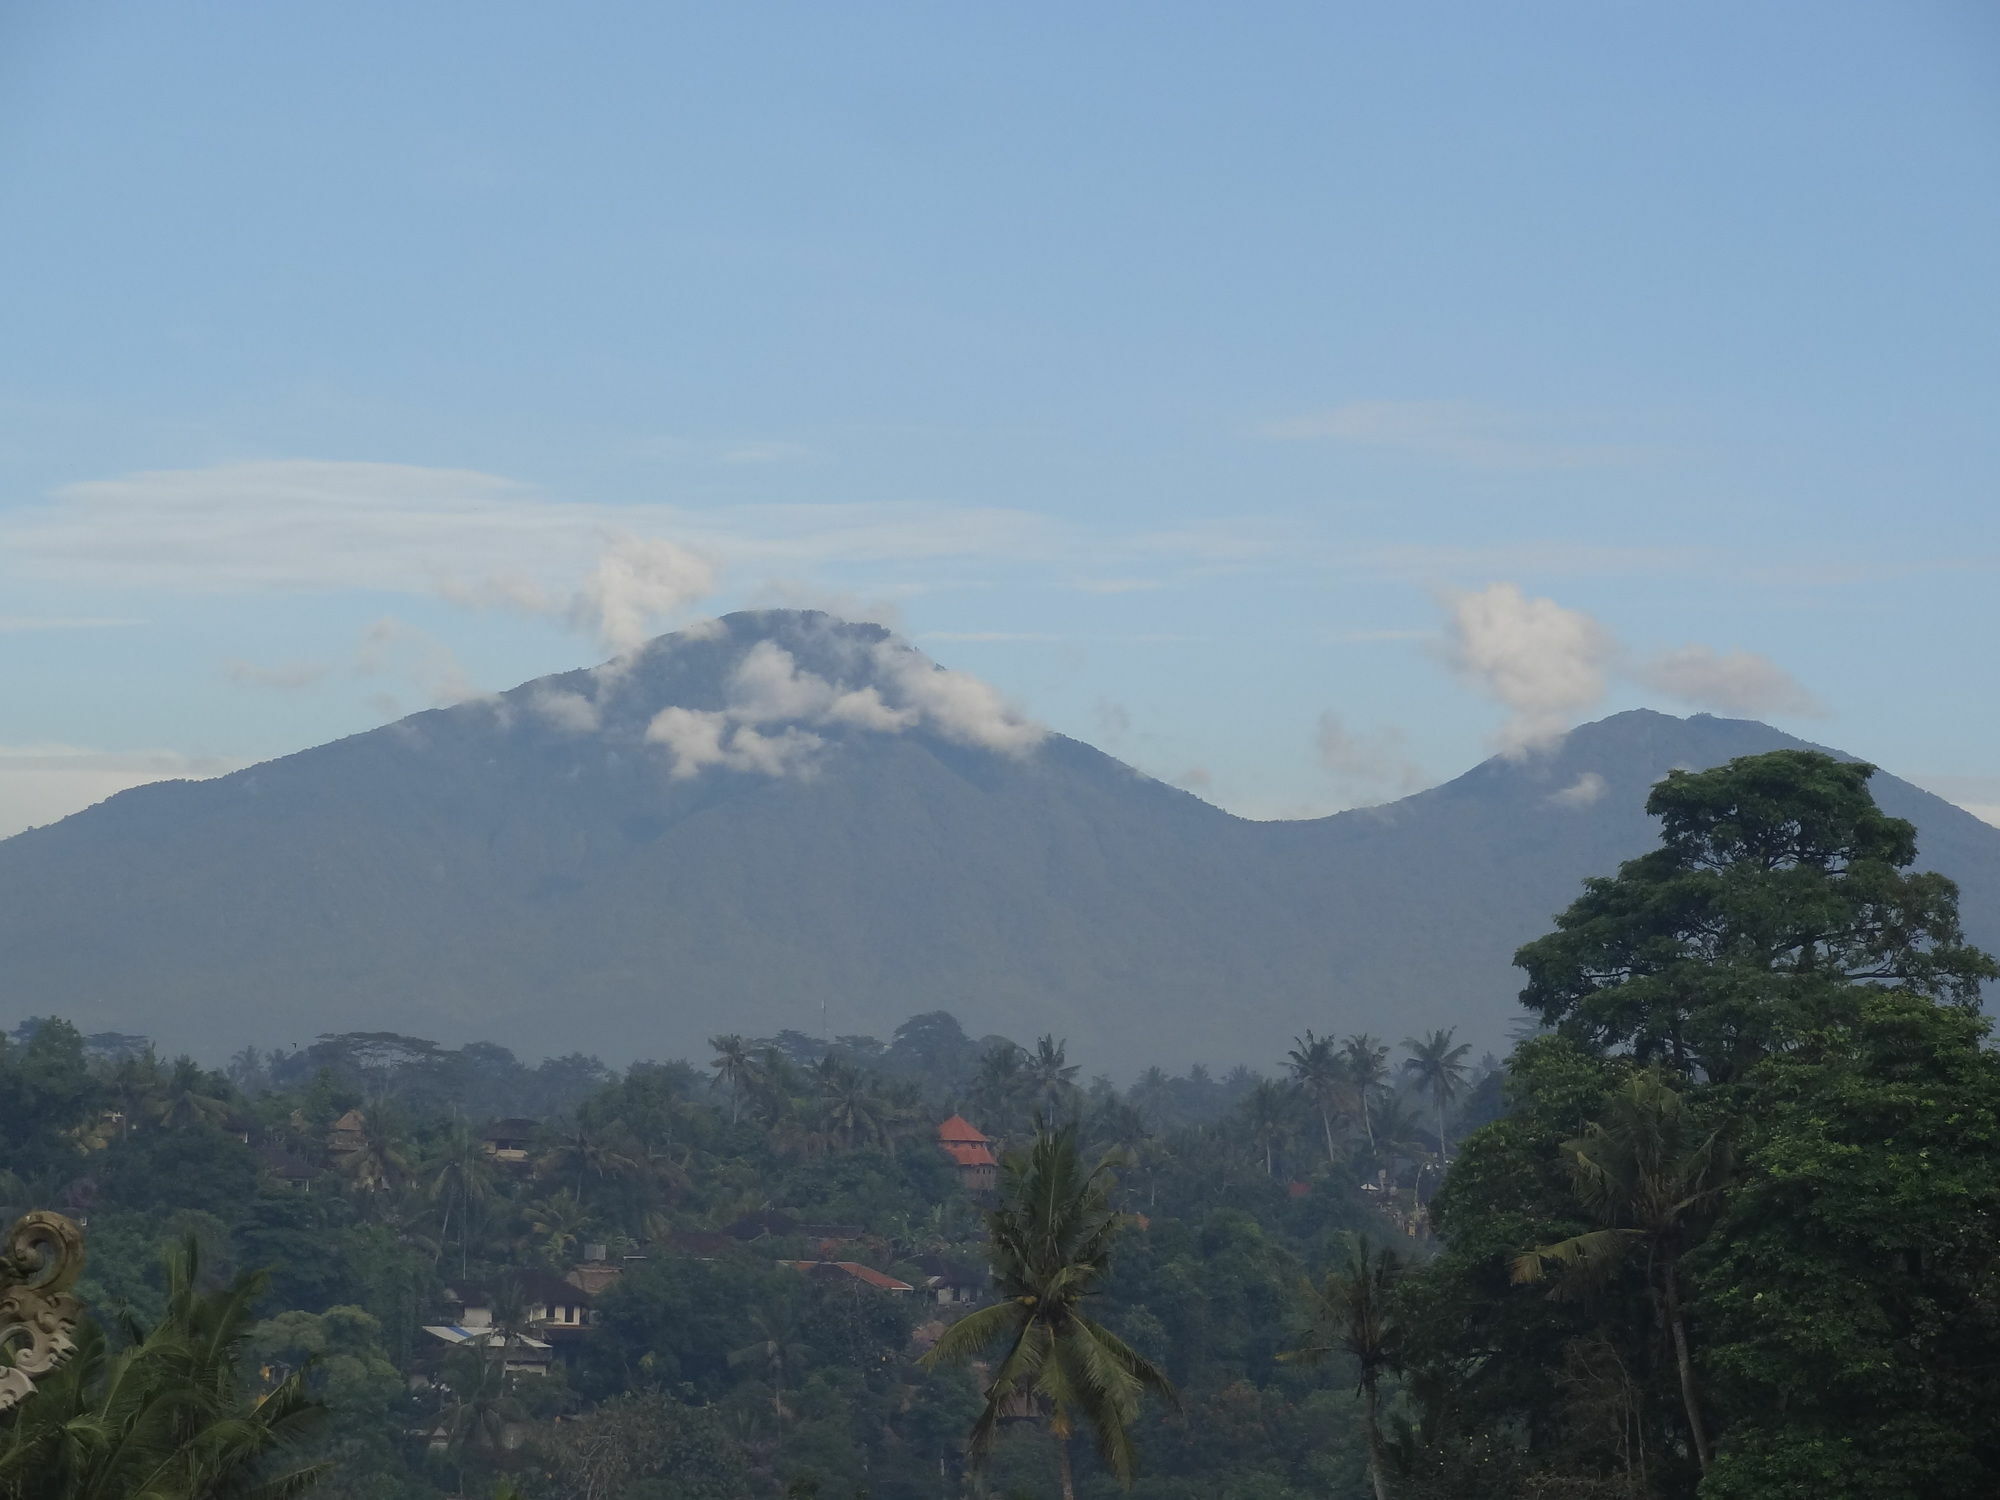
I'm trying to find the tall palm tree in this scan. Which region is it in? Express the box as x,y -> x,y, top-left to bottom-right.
728,1296 -> 810,1421
921,1123 -> 1177,1499
1282,1233 -> 1404,1500
150,1058 -> 233,1132
1025,1035 -> 1081,1120
816,1059 -> 890,1151
1242,1079 -> 1293,1177
427,1122 -> 497,1275
709,1034 -> 757,1125
0,1235 -> 328,1498
337,1114 -> 411,1197
969,1042 -> 1028,1132
1342,1035 -> 1390,1151
1511,1067 -> 1732,1476
537,1124 -> 642,1201
1400,1029 -> 1472,1160
1286,1031 -> 1347,1169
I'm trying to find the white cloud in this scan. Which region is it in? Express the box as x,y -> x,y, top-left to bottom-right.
529,688 -> 601,734
919,632 -> 1064,644
1632,644 -> 1824,718
225,659 -> 331,691
867,642 -> 1044,754
0,616 -> 144,632
1439,583 -> 1618,753
1,461 -> 1072,596
355,617 -> 481,709
1549,771 -> 1608,808
1314,713 -> 1425,796
1260,400 -> 1651,470
0,745 -> 242,840
568,535 -> 717,654
641,706 -> 824,780
1072,578 -> 1165,594
635,631 -> 1041,781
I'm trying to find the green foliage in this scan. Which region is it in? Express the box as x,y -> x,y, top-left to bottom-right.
924,1123 -> 1179,1493
0,1237 -> 327,1500
1403,750 -> 2000,1499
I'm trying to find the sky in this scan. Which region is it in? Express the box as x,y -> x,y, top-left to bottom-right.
2,1 -> 1997,836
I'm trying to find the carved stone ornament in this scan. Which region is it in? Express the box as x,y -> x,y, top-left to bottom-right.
0,1211 -> 86,1411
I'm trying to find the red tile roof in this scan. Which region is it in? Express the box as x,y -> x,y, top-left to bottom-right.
940,1120 -> 996,1152
778,1260 -> 914,1292
940,1141 -> 997,1168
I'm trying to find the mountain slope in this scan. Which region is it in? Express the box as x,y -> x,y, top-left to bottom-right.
2,612 -> 1993,1070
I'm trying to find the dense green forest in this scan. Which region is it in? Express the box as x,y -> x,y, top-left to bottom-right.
1,750 -> 1996,1499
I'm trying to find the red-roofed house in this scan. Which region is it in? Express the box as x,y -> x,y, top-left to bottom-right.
778,1260 -> 915,1293
936,1115 -> 998,1193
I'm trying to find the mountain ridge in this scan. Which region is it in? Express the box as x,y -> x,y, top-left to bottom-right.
3,611 -> 1993,1071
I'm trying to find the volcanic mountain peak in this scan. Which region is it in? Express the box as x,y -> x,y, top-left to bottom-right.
1,613 -> 1993,1070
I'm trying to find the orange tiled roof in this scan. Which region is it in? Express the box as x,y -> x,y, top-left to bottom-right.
941,1141 -> 997,1168
937,1114 -> 990,1144
778,1260 -> 914,1292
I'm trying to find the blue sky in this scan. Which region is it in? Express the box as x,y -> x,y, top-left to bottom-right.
2,1 -> 1997,833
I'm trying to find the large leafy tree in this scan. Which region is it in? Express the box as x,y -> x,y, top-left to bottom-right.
1692,989 -> 2000,1499
1516,749 -> 1995,1082
1401,751 -> 2000,1499
921,1123 -> 1177,1499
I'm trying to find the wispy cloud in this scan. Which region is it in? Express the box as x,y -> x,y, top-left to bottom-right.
1260,400 -> 1656,470
0,616 -> 146,631
225,659 -> 332,691
1439,583 -> 1619,753
1631,644 -> 1823,718
1071,578 -> 1166,594
0,461 -> 1073,599
1314,712 -> 1427,798
0,744 -> 244,841
1907,774 -> 2000,830
1434,582 -> 1826,752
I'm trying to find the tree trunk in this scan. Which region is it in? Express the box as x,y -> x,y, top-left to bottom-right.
1321,1105 -> 1339,1167
1361,1093 -> 1375,1152
1436,1094 -> 1448,1161
1362,1372 -> 1391,1500
1661,1258 -> 1710,1473
1055,1431 -> 1076,1500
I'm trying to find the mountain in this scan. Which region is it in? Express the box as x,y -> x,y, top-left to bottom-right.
2,611 -> 1995,1071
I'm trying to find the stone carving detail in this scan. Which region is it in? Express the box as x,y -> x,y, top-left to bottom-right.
0,1211 -> 86,1411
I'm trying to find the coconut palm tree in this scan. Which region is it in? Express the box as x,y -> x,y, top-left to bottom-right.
1242,1079 -> 1293,1177
1512,1067 -> 1732,1476
1400,1029 -> 1472,1160
1286,1031 -> 1348,1169
1025,1035 -> 1081,1120
729,1296 -> 810,1421
709,1034 -> 757,1125
1282,1233 -> 1404,1500
921,1123 -> 1177,1499
1342,1035 -> 1390,1151
969,1041 -> 1028,1132
816,1059 -> 892,1151
537,1124 -> 642,1200
427,1121 -> 497,1275
0,1235 -> 327,1498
